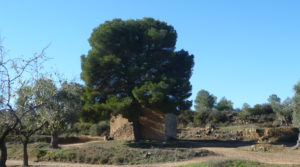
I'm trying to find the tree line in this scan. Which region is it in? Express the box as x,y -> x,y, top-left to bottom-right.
178,86 -> 300,149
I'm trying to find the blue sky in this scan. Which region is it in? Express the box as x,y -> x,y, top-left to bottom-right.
1,0 -> 300,108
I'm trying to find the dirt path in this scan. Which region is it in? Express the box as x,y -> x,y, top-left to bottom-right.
7,143 -> 300,167
60,140 -> 102,149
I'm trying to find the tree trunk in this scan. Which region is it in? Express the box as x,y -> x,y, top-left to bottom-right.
133,120 -> 141,141
22,139 -> 29,167
50,131 -> 59,149
0,139 -> 7,167
294,132 -> 300,149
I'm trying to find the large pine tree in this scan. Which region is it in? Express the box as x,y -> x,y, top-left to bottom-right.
80,18 -> 194,123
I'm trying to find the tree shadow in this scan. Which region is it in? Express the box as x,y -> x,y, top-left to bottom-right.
126,139 -> 256,149
270,141 -> 296,147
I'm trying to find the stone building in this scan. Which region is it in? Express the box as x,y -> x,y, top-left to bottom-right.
109,107 -> 177,141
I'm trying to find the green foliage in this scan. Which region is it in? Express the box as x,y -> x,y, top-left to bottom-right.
132,81 -> 169,105
41,81 -> 83,135
59,82 -> 84,124
242,103 -> 251,112
71,121 -> 110,136
266,127 -> 299,142
194,110 -> 210,126
8,141 -> 209,165
179,159 -> 285,167
73,122 -> 93,135
208,110 -> 228,124
216,97 -> 233,111
237,104 -> 275,123
268,94 -> 281,104
81,18 -> 194,121
177,110 -> 194,128
89,121 -> 110,136
194,89 -> 216,112
293,81 -> 300,128
249,104 -> 274,116
237,110 -> 251,121
268,94 -> 293,124
275,98 -> 293,125
15,77 -> 57,149
194,110 -> 228,126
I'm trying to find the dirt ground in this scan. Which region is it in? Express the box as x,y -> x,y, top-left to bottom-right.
7,140 -> 300,167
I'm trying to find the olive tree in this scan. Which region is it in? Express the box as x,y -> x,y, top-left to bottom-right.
268,94 -> 293,125
293,81 -> 300,149
278,98 -> 293,125
15,78 -> 57,166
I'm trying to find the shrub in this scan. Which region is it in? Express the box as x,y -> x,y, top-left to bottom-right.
89,121 -> 110,136
73,122 -> 93,135
194,110 -> 210,126
208,110 -> 228,124
236,104 -> 276,123
194,110 -> 229,126
267,127 -> 299,142
178,110 -> 194,128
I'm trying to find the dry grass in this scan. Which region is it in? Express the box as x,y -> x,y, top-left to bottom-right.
7,140 -> 212,165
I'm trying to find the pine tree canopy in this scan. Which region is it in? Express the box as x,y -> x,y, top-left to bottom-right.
80,18 -> 194,122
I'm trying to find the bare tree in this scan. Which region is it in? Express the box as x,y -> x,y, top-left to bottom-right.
0,40 -> 47,167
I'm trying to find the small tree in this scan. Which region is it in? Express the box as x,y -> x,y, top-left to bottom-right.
194,110 -> 209,126
246,104 -> 275,123
292,81 -> 300,149
216,97 -> 233,111
278,98 -> 293,125
242,103 -> 251,112
194,89 -> 216,112
15,78 -> 57,166
42,80 -> 83,148
268,94 -> 281,104
177,110 -> 194,127
268,94 -> 293,125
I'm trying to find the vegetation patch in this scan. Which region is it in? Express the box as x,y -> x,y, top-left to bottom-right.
242,143 -> 286,152
178,159 -> 293,167
8,141 -> 213,165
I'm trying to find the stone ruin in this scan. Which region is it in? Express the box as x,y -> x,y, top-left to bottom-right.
109,107 -> 177,141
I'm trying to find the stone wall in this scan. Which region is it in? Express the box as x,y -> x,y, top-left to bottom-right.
109,108 -> 177,141
109,114 -> 135,141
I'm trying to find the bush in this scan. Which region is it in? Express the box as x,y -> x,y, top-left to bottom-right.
194,110 -> 229,126
236,104 -> 276,123
73,122 -> 93,135
15,141 -> 212,165
208,110 -> 228,124
267,127 -> 299,142
178,110 -> 194,128
179,159 -> 271,167
257,113 -> 276,123
89,121 -> 110,136
194,110 -> 210,126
